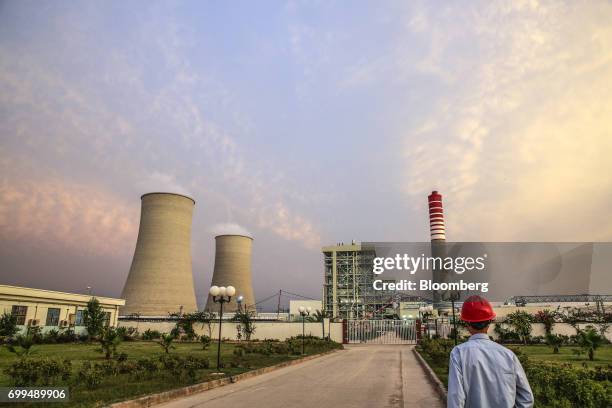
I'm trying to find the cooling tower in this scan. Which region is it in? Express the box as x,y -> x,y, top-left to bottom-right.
205,235 -> 255,313
120,192 -> 198,316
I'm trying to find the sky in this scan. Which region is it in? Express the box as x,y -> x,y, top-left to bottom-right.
1,1 -> 611,309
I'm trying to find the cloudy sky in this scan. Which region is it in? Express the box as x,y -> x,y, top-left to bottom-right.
1,1 -> 611,308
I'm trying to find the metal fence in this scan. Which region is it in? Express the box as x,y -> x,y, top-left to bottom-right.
345,319 -> 417,344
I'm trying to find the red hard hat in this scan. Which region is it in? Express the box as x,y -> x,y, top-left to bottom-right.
460,295 -> 496,322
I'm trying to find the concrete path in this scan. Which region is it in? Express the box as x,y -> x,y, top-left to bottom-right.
156,345 -> 444,408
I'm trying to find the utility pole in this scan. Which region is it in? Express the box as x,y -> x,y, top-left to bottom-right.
276,289 -> 281,320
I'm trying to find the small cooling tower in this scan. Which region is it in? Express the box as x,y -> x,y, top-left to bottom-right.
205,235 -> 255,313
120,193 -> 198,316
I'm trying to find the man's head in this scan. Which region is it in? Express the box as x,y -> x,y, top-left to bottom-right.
460,295 -> 496,335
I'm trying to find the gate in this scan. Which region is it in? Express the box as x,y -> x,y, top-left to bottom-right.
345,319 -> 417,344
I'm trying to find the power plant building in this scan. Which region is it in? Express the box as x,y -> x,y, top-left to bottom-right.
120,193 -> 198,316
205,234 -> 256,313
322,242 -> 395,319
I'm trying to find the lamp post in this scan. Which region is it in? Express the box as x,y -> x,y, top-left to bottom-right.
236,295 -> 244,313
299,306 -> 311,355
419,305 -> 434,338
209,285 -> 235,372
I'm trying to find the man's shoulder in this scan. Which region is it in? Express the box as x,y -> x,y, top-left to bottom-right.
452,338 -> 515,355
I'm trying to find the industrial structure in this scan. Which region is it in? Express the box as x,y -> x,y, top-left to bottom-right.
322,242 -> 396,319
205,234 -> 256,313
120,192 -> 198,316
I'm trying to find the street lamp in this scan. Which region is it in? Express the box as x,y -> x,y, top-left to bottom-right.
209,285 -> 235,372
299,306 -> 311,355
236,295 -> 244,313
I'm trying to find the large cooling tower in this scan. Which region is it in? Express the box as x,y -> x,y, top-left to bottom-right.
120,192 -> 198,316
205,235 -> 255,313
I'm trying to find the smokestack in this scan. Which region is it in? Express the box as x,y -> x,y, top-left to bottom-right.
205,234 -> 256,313
428,190 -> 446,241
120,192 -> 198,316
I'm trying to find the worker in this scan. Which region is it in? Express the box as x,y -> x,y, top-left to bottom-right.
447,295 -> 534,408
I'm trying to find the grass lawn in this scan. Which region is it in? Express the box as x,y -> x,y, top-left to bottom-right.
514,344 -> 612,367
0,340 -> 334,407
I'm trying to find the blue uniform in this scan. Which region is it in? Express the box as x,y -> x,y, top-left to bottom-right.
447,333 -> 534,408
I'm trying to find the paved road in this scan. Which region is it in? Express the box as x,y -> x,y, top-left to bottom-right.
157,345 -> 444,408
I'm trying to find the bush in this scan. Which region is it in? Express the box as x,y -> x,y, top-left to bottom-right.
116,326 -> 138,341
44,329 -> 60,343
0,312 -> 19,339
524,360 -> 610,407
141,329 -> 161,340
5,358 -> 71,386
200,334 -> 211,350
76,361 -> 104,389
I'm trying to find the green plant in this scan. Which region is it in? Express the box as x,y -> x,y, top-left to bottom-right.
505,311 -> 533,344
232,309 -> 256,341
5,357 -> 71,386
83,298 -> 106,339
199,334 -> 211,350
141,329 -> 161,340
98,327 -> 122,359
0,312 -> 19,338
6,334 -> 35,356
116,326 -> 138,341
575,326 -> 605,361
77,361 -> 104,389
545,334 -> 564,354
534,310 -> 558,335
157,333 -> 176,354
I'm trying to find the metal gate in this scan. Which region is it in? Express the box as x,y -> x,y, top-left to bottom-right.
345,319 -> 417,344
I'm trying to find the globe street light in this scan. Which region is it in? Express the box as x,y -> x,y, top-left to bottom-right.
236,295 -> 244,313
210,285 -> 235,372
299,306 -> 311,355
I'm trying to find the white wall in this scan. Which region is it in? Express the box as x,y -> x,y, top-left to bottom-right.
119,318 -> 344,343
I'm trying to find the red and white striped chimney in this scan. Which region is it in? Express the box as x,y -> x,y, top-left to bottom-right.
428,191 -> 446,241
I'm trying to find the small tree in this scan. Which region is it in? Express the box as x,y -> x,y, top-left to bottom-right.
83,298 -> 106,339
232,308 -> 256,341
545,334 -> 564,354
575,326 -> 605,361
157,333 -> 175,354
200,335 -> 211,350
6,334 -> 34,357
98,327 -> 121,359
505,311 -> 533,345
311,309 -> 326,339
0,312 -> 19,339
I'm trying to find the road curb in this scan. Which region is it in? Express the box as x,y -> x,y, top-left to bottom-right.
107,349 -> 342,408
412,347 -> 448,402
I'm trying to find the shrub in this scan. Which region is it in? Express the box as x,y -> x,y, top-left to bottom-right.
504,311 -> 533,344
533,310 -> 559,335
76,361 -> 104,389
200,334 -> 211,350
5,358 -> 71,386
44,329 -> 60,343
232,309 -> 257,341
98,327 -> 122,359
157,333 -> 176,354
524,360 -> 610,408
575,326 -> 605,361
116,326 -> 138,341
0,312 -> 19,339
141,329 -> 161,340
6,334 -> 35,356
545,334 -> 564,354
